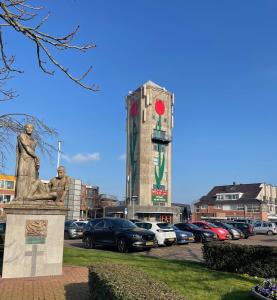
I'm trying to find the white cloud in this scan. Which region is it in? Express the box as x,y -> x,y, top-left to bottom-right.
119,154 -> 126,161
61,153 -> 100,164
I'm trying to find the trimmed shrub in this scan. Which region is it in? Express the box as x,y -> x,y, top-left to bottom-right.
88,263 -> 186,300
202,241 -> 277,277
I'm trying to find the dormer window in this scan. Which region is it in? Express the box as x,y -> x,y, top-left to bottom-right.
216,193 -> 243,200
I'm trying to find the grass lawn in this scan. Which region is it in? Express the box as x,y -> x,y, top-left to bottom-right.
64,247 -> 260,300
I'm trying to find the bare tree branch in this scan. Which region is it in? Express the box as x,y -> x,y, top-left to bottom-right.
0,113 -> 58,168
0,1 -> 98,169
0,0 -> 99,93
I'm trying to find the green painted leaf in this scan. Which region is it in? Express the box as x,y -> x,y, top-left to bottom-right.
155,166 -> 160,188
159,154 -> 165,183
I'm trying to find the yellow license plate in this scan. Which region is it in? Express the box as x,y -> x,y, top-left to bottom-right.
168,238 -> 174,241
146,241 -> 154,246
188,237 -> 194,240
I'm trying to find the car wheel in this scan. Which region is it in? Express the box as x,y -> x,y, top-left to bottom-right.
117,238 -> 128,253
267,230 -> 273,236
153,238 -> 159,248
83,236 -> 91,249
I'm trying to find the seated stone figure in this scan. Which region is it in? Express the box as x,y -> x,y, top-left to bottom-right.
26,166 -> 69,203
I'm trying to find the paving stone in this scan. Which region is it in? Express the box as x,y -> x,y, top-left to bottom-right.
0,266 -> 89,300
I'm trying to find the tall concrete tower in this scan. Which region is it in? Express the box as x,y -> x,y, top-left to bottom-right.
126,81 -> 178,222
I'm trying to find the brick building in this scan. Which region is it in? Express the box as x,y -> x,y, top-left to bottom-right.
80,185 -> 99,219
193,182 -> 277,221
0,174 -> 16,218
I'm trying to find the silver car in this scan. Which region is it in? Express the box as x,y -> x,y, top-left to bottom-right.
254,221 -> 277,235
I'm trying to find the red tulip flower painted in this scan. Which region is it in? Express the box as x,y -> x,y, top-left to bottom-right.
130,101 -> 138,118
155,99 -> 165,116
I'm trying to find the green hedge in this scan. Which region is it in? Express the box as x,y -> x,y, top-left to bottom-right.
88,263 -> 186,300
202,241 -> 277,277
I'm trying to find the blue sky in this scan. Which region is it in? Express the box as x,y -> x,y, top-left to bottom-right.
3,0 -> 277,203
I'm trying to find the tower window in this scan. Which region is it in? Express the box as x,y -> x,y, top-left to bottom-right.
153,144 -> 166,152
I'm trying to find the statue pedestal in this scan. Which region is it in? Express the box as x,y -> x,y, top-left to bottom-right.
2,204 -> 68,279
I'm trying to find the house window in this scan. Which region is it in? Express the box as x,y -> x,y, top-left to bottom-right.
0,195 -> 11,203
216,193 -> 241,200
0,180 -> 4,188
200,204 -> 208,209
237,204 -> 245,210
215,204 -> 222,209
230,204 -> 238,210
246,204 -> 260,213
6,181 -> 14,190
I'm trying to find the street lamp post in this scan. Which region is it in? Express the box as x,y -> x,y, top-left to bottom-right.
132,196 -> 138,219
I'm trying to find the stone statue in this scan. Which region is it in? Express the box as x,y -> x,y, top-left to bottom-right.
15,124 -> 40,201
26,166 -> 69,204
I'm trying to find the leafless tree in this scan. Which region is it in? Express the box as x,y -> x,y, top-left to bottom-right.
0,0 -> 97,169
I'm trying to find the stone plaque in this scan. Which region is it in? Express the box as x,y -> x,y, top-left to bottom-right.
25,220 -> 48,244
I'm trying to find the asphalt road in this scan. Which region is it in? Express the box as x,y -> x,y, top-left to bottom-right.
64,234 -> 277,262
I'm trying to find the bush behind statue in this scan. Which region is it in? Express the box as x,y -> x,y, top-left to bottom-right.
202,241 -> 277,277
88,263 -> 186,300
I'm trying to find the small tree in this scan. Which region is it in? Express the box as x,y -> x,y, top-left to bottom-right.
0,0 -> 97,168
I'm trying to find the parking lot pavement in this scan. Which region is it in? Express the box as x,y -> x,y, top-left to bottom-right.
64,234 -> 276,262
133,243 -> 204,262
228,234 -> 277,247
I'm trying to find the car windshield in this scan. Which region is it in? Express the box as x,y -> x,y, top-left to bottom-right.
75,222 -> 86,228
206,222 -> 218,228
157,223 -> 172,229
220,223 -> 232,229
113,219 -> 137,229
234,223 -> 248,228
187,223 -> 200,230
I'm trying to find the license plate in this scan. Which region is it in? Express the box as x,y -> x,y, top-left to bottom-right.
188,237 -> 194,240
146,241 -> 153,246
167,238 -> 174,241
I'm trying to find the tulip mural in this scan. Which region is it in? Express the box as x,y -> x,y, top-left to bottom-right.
154,99 -> 166,192
130,101 -> 138,194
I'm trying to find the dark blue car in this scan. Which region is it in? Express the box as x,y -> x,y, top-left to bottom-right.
171,225 -> 195,244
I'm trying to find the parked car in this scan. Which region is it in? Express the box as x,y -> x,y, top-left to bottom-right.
82,218 -> 155,252
254,221 -> 277,235
135,222 -> 176,246
211,221 -> 242,240
0,222 -> 6,251
226,221 -> 255,239
74,221 -> 88,238
64,220 -> 83,239
170,225 -> 195,244
129,219 -> 140,224
174,222 -> 217,243
193,221 -> 230,240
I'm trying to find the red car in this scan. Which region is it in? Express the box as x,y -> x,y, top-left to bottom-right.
193,221 -> 230,240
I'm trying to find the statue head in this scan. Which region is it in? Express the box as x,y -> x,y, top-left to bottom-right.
57,165 -> 66,179
24,124 -> 34,135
